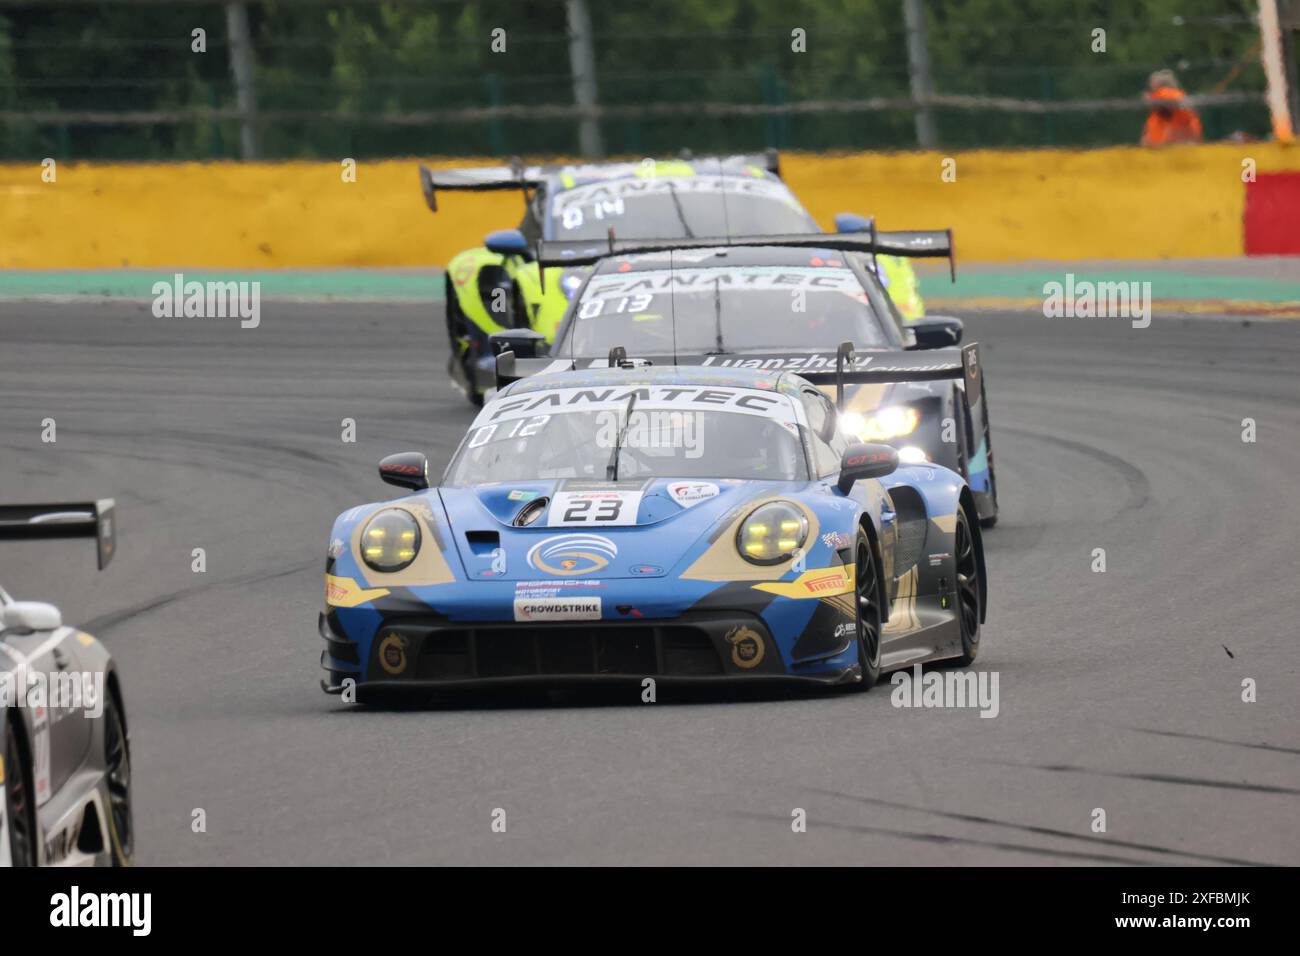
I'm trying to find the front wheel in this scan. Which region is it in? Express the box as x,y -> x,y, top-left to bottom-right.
953,505 -> 982,665
852,535 -> 883,689
103,690 -> 134,866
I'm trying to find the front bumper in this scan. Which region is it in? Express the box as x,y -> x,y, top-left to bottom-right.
318,609 -> 855,692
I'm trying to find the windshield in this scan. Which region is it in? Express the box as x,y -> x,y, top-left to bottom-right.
445,387 -> 808,485
548,176 -> 814,241
561,263 -> 889,357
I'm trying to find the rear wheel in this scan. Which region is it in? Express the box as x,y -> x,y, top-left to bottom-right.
852,535 -> 883,689
103,690 -> 134,866
953,505 -> 982,665
3,718 -> 37,866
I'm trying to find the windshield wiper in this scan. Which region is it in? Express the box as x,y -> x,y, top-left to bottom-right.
706,276 -> 727,355
664,181 -> 695,238
605,392 -> 638,481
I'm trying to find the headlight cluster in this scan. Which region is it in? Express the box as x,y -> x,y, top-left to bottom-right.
361,508 -> 421,572
840,405 -> 921,443
737,501 -> 808,565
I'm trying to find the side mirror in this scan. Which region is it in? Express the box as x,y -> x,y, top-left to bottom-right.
378,452 -> 429,491
837,443 -> 899,493
908,315 -> 963,349
834,212 -> 872,234
1,601 -> 62,632
485,228 -> 531,258
489,328 -> 546,358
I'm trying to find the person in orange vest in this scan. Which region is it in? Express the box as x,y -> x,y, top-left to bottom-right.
1141,70 -> 1203,146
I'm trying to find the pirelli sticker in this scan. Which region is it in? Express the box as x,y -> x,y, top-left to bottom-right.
751,565 -> 854,600
325,574 -> 390,609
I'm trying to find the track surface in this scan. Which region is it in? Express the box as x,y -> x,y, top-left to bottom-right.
2,301 -> 1297,865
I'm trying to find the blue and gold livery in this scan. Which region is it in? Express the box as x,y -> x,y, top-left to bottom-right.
319,366 -> 987,697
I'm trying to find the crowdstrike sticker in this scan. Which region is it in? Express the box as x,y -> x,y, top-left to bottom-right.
513,597 -> 602,622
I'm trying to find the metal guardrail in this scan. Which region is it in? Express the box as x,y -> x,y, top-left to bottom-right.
0,92 -> 1267,127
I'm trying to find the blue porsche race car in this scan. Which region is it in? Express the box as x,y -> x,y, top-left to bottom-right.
319,361 -> 987,698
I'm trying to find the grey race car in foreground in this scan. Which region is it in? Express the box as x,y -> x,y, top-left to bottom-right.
1,499 -> 133,867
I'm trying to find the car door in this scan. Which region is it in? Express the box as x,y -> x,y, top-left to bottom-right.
0,625 -> 93,805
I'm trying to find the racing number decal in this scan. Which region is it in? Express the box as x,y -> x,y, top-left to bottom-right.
548,491 -> 643,527
563,498 -> 622,523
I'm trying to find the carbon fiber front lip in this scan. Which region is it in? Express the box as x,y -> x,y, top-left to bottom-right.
320,666 -> 859,695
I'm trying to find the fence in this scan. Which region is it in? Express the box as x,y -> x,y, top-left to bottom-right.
0,0 -> 1290,161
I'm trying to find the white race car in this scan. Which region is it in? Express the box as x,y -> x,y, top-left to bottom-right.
1,499 -> 133,867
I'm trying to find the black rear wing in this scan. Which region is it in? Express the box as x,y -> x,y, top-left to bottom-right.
535,228 -> 956,280
419,162 -> 545,212
418,150 -> 781,214
495,342 -> 983,407
0,499 -> 116,570
798,342 -> 982,410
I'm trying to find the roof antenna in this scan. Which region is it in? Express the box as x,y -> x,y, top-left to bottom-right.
607,226 -> 616,255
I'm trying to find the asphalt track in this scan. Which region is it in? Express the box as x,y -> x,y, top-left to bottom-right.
1,300 -> 1297,866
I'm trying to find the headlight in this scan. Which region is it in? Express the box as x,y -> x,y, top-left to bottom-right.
737,501 -> 808,565
361,508 -> 421,572
840,405 -> 921,442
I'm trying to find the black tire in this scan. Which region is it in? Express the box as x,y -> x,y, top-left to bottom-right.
953,505 -> 982,666
852,534 -> 883,689
3,717 -> 37,866
103,689 -> 134,866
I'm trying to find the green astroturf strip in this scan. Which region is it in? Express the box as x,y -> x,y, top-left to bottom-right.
1,268 -> 1297,304
918,270 -> 1300,304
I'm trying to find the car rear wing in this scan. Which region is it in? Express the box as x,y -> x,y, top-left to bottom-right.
494,341 -> 983,408
534,227 -> 956,281
797,342 -> 982,410
693,148 -> 781,177
418,162 -> 545,212
418,150 -> 781,214
0,499 -> 116,570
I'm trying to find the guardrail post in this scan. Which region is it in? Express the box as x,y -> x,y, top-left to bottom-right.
225,1 -> 260,159
566,0 -> 604,158
903,0 -> 938,148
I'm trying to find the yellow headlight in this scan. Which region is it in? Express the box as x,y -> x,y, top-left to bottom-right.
360,509 -> 422,573
843,405 -> 921,442
737,501 -> 808,565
